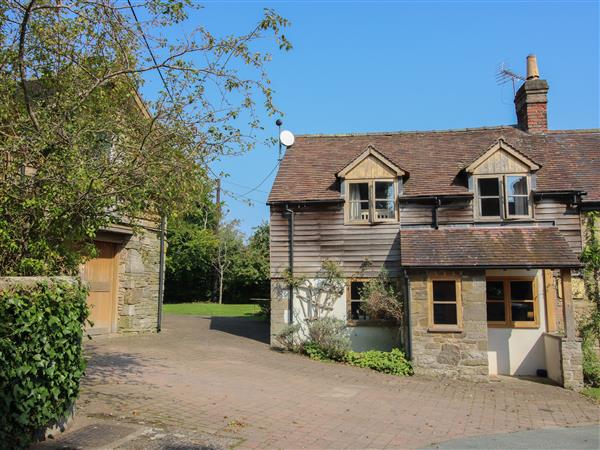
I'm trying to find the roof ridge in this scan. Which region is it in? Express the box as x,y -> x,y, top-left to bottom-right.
542,128 -> 600,134
295,125 -> 518,138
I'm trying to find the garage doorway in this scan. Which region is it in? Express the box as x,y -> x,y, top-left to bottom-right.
83,241 -> 118,334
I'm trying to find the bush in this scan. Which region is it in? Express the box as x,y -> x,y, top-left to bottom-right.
0,280 -> 89,448
345,348 -> 413,376
305,317 -> 350,361
274,323 -> 301,351
583,334 -> 600,387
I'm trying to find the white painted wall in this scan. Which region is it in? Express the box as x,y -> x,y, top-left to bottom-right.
291,278 -> 399,352
487,269 -> 548,376
544,333 -> 563,384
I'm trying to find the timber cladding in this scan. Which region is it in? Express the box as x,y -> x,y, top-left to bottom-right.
270,205 -> 400,278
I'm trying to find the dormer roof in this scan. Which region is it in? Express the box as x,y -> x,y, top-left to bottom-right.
336,145 -> 407,178
463,138 -> 541,174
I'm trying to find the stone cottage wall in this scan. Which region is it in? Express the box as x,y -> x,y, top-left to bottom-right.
116,228 -> 160,333
409,270 -> 489,381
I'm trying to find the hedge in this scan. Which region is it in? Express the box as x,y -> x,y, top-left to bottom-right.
0,279 -> 89,449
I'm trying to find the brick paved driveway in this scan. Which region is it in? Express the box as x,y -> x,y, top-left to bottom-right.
47,315 -> 599,449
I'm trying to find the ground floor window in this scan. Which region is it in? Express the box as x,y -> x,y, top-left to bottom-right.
348,280 -> 368,321
428,277 -> 462,331
486,277 -> 538,328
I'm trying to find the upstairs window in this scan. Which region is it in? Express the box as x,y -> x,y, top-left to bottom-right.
347,180 -> 397,223
475,175 -> 531,220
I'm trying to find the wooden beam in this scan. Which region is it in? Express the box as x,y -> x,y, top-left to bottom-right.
544,269 -> 557,333
560,269 -> 577,340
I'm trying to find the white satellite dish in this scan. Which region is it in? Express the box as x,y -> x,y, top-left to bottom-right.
279,130 -> 295,147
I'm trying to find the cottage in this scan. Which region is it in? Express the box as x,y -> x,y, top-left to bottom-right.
268,55 -> 599,388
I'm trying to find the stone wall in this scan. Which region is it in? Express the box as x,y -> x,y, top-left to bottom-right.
409,270 -> 489,381
116,228 -> 161,333
560,338 -> 584,391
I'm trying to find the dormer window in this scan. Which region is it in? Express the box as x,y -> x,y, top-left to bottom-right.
337,145 -> 407,225
465,139 -> 540,221
348,180 -> 396,223
475,175 -> 531,219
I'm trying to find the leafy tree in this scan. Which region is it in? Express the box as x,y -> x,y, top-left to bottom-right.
0,0 -> 291,275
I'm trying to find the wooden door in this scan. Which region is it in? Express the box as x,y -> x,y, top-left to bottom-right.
83,242 -> 117,334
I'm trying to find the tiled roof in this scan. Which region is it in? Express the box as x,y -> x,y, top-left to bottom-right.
268,127 -> 600,204
400,227 -> 581,269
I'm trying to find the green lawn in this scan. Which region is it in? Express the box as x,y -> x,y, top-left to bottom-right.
163,302 -> 260,318
582,387 -> 600,402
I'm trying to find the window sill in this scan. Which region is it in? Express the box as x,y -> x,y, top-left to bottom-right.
345,221 -> 399,226
488,323 -> 539,329
427,326 -> 463,333
347,319 -> 397,327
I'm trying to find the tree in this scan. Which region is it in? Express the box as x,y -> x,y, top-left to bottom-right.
212,221 -> 244,304
0,1 -> 291,275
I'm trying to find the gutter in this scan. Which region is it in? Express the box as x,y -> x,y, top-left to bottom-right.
285,205 -> 295,324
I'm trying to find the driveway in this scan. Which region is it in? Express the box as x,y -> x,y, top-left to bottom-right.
38,315 -> 599,449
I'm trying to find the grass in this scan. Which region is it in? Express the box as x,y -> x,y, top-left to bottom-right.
163,302 -> 261,318
582,387 -> 600,402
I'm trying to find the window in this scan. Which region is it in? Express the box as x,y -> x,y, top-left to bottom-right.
486,278 -> 538,328
349,183 -> 370,221
505,176 -> 529,217
347,180 -> 397,223
477,178 -> 502,217
348,280 -> 368,321
429,278 -> 462,330
475,175 -> 531,220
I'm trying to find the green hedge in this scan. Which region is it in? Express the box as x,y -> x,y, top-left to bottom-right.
0,280 -> 89,449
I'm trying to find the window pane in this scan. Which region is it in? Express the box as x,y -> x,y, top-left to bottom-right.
507,176 -> 528,195
510,281 -> 533,300
350,281 -> 365,300
487,302 -> 505,322
511,301 -> 534,321
351,300 -> 367,320
480,198 -> 501,217
350,183 -> 369,201
375,181 -> 394,200
432,281 -> 456,302
507,196 -> 529,216
349,201 -> 370,220
486,281 -> 504,300
478,178 -> 500,196
433,303 -> 458,325
375,200 -> 394,219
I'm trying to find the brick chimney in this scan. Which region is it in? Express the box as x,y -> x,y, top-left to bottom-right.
514,54 -> 549,133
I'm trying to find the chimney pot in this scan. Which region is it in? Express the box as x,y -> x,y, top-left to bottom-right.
515,55 -> 548,133
526,54 -> 540,80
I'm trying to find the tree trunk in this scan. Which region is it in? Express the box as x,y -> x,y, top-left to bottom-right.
218,269 -> 223,304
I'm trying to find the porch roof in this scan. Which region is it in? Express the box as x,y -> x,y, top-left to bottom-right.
400,227 -> 581,269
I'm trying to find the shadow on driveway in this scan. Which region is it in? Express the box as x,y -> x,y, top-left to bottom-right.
209,316 -> 269,344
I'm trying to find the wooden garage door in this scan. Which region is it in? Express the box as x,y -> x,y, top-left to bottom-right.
83,242 -> 118,334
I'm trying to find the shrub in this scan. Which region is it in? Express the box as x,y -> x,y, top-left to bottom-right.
0,280 -> 89,448
345,348 -> 413,376
305,317 -> 350,361
359,270 -> 404,324
302,342 -> 330,361
274,323 -> 301,351
582,333 -> 600,387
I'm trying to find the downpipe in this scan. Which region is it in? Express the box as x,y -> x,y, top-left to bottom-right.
157,216 -> 166,333
285,205 -> 295,324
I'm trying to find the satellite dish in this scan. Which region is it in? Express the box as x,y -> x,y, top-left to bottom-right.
279,130 -> 295,147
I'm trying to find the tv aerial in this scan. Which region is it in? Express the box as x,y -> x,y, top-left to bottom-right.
496,61 -> 526,95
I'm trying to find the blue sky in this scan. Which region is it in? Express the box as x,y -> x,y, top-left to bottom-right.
155,1 -> 599,236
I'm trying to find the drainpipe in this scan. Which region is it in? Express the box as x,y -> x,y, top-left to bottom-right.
157,216 -> 166,333
432,197 -> 441,229
402,268 -> 412,359
285,205 -> 295,324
